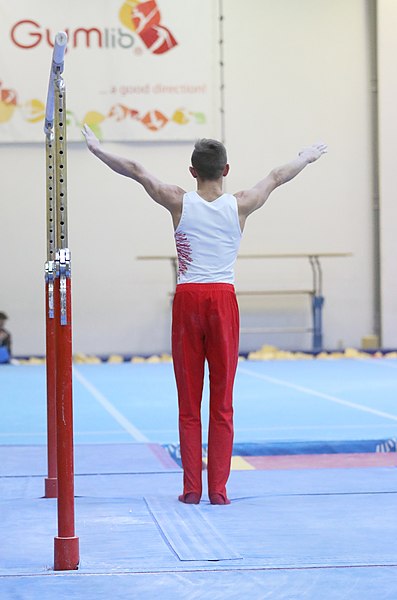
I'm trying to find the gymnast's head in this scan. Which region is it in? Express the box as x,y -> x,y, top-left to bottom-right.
189,138 -> 229,182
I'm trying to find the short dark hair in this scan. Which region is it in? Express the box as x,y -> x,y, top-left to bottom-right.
191,138 -> 227,180
0,312 -> 8,320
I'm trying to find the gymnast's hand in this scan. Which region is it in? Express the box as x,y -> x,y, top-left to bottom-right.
298,142 -> 328,164
81,124 -> 100,153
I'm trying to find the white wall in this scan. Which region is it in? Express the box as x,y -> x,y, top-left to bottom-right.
224,0 -> 373,352
0,0 -> 382,356
378,0 -> 397,348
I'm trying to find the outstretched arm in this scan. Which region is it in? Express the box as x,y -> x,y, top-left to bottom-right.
236,142 -> 327,228
82,124 -> 184,222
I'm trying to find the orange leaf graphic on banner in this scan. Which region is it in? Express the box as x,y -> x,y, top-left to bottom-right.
0,81 -> 17,123
141,109 -> 168,131
108,104 -> 140,121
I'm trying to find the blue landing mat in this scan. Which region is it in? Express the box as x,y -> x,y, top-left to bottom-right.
230,440 -> 393,455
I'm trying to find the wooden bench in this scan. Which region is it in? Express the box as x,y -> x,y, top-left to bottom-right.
137,253 -> 352,351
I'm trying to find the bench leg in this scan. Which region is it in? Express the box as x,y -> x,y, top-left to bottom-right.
312,295 -> 324,352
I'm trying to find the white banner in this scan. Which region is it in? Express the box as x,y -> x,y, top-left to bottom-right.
0,0 -> 218,142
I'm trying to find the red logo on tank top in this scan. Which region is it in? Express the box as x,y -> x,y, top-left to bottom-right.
175,231 -> 193,277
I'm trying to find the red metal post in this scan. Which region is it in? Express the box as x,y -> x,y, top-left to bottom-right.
53,272 -> 79,571
44,280 -> 57,498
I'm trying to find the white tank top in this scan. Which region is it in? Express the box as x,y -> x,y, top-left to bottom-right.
174,191 -> 242,284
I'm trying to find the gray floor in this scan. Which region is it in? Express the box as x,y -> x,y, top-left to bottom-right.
2,445 -> 397,599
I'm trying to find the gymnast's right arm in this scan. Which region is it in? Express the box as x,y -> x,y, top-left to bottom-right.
81,124 -> 184,215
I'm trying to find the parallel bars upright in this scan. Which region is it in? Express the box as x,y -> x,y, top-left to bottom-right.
44,32 -> 79,571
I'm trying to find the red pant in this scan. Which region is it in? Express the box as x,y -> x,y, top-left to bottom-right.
172,283 -> 239,499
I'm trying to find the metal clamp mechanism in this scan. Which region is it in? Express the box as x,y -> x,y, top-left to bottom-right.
45,260 -> 56,319
55,248 -> 71,326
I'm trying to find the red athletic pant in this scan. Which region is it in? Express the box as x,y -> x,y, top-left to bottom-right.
172,283 -> 239,499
